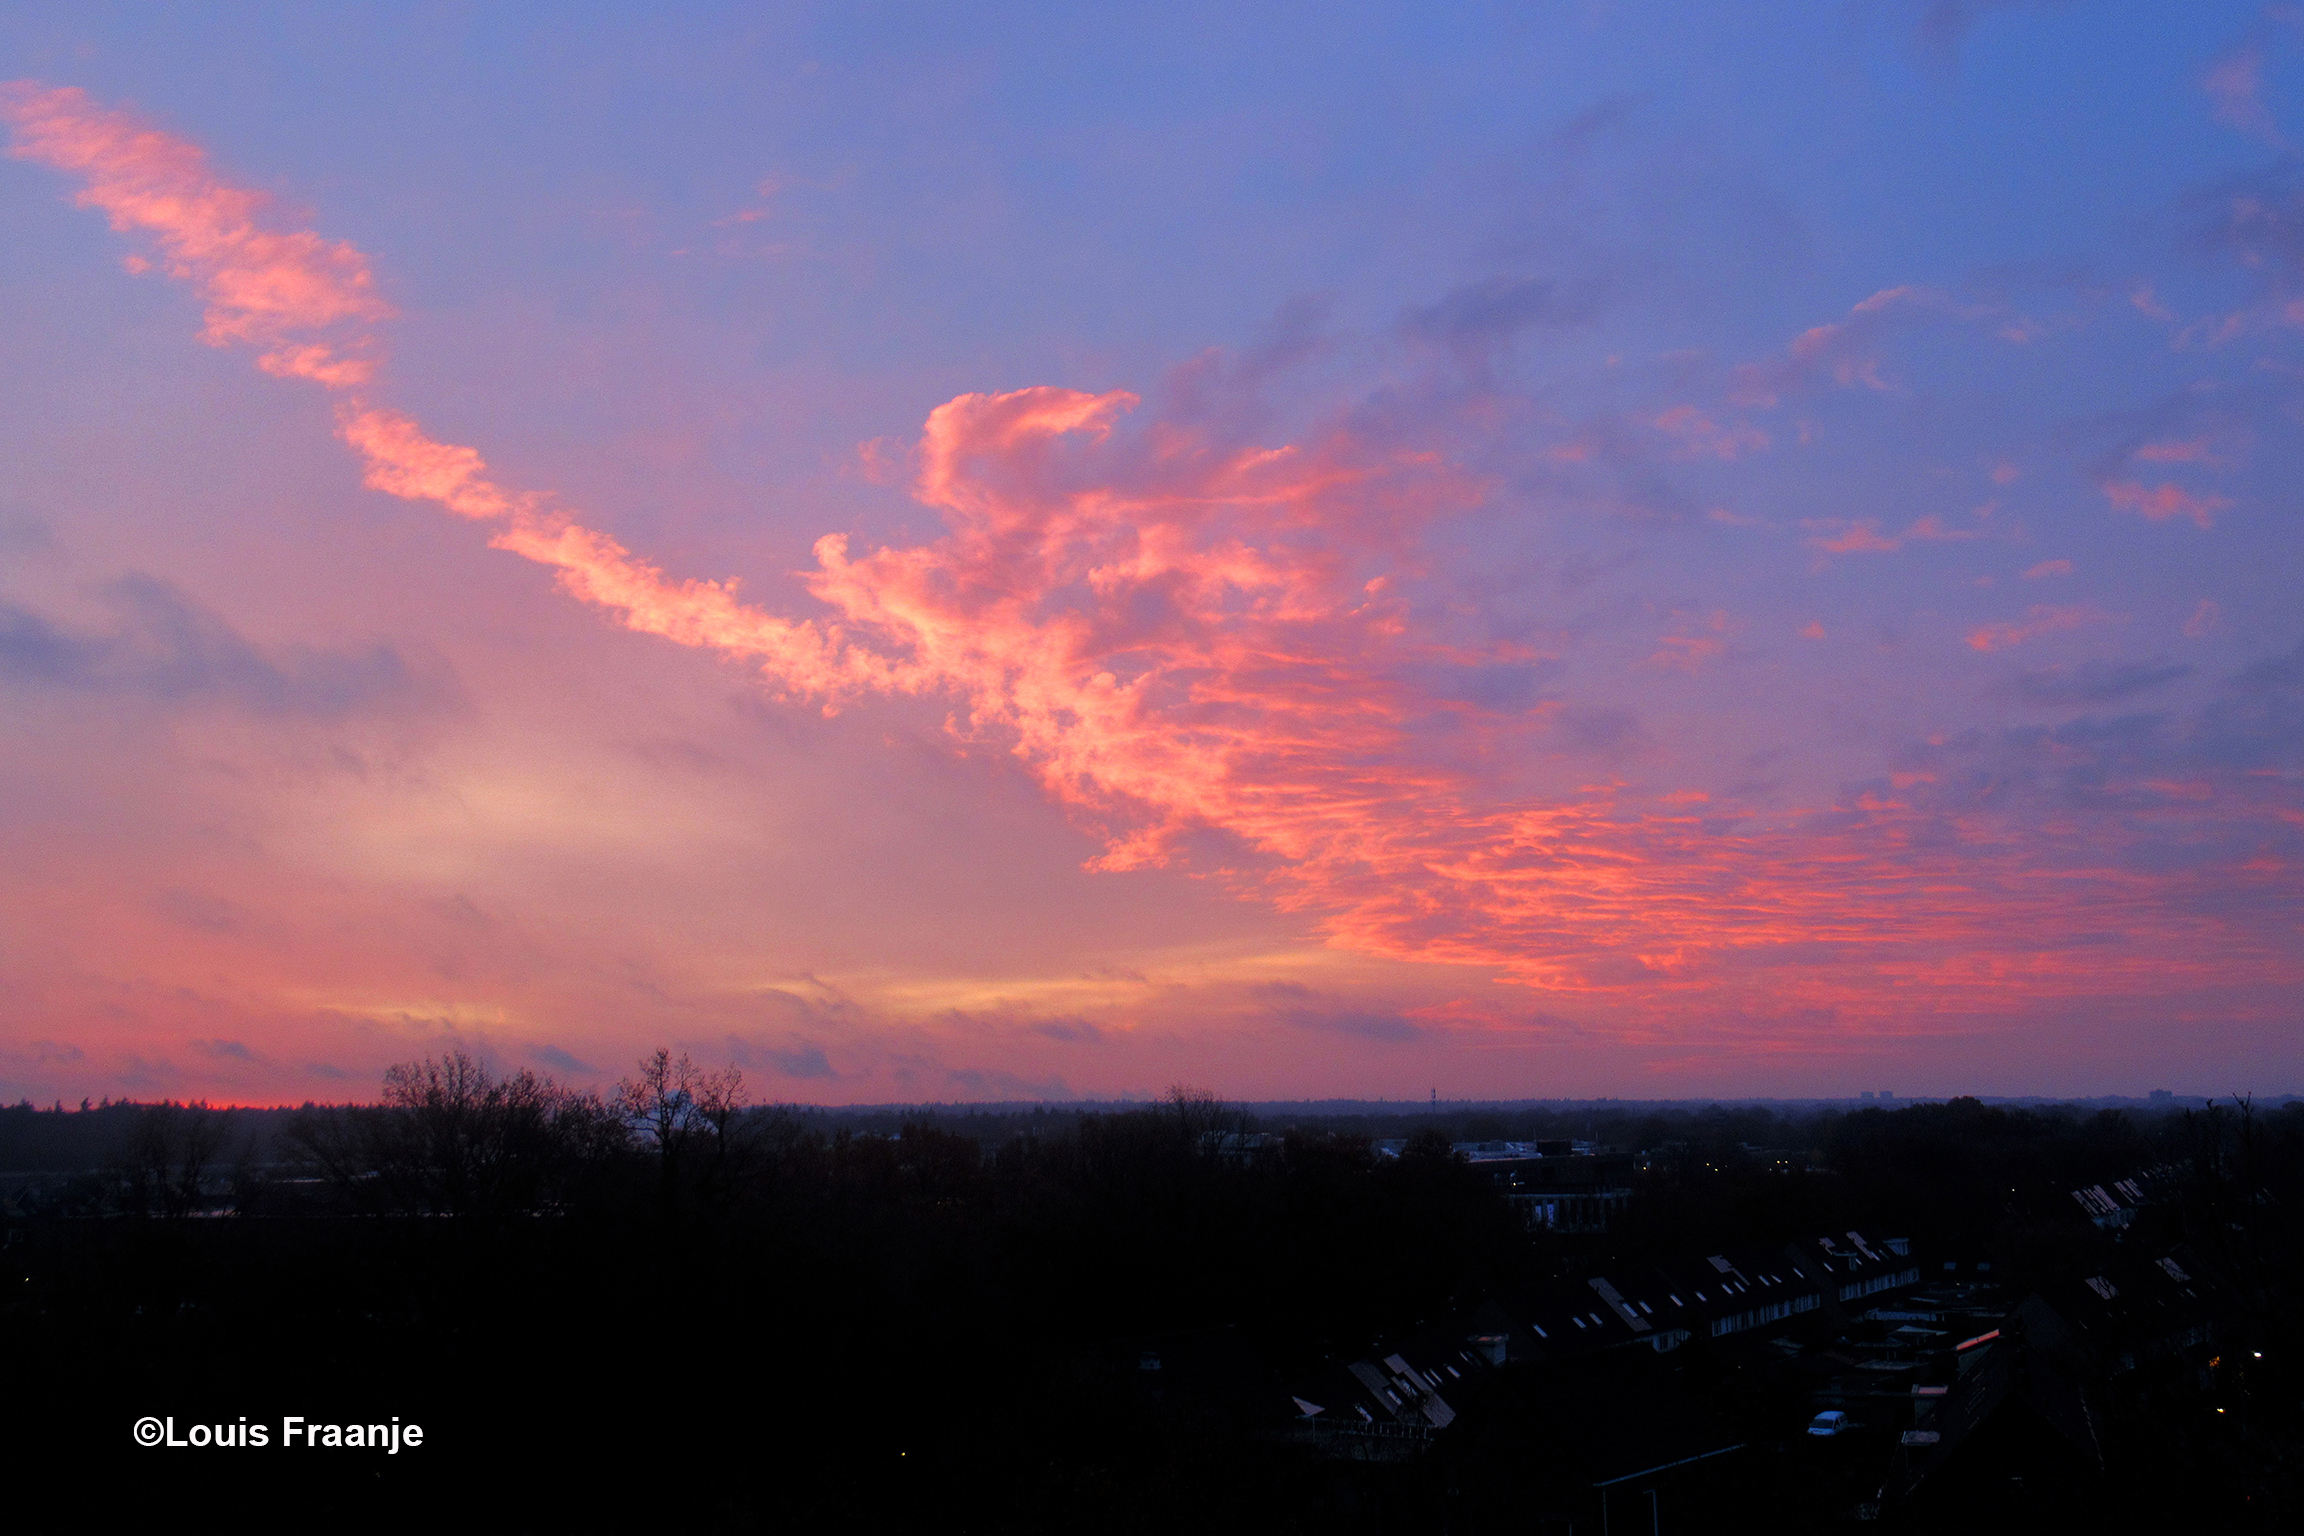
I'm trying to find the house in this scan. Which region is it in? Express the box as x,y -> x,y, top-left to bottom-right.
2012,1250 -> 2215,1379
1786,1230 -> 1923,1321
1282,1319 -> 1508,1460
1882,1331 -> 2105,1521
1430,1345 -> 1749,1533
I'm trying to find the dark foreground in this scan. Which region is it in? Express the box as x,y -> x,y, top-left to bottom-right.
4,1072 -> 2299,1532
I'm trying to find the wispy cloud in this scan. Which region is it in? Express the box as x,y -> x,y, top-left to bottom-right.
2206,41 -> 2290,148
0,576 -> 421,717
7,79 -> 2300,1053
1966,604 -> 2105,652
1,82 -> 389,384
2100,479 -> 2228,528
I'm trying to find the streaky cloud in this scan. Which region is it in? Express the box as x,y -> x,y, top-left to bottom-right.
8,80 -> 2303,1041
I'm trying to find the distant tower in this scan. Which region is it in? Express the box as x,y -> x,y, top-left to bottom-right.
1431,1087 -> 1437,1105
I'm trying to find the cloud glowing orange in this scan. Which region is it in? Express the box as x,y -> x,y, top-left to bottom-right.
9,81 -> 2300,1034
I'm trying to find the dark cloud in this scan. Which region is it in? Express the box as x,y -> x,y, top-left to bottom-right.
528,1043 -> 595,1075
1554,705 -> 1645,756
1909,1 -> 2066,67
189,1038 -> 257,1062
1,1039 -> 84,1067
729,1035 -> 838,1079
113,1055 -> 177,1090
1162,294 -> 1336,431
1905,635 -> 2304,807
1029,1019 -> 1104,1044
0,509 -> 53,556
1277,1007 -> 1425,1044
2200,163 -> 2304,279
752,979 -> 864,1032
944,1065 -> 1069,1099
1549,93 -> 1647,153
1403,276 -> 1599,351
153,888 -> 245,935
1235,293 -> 1337,385
2194,637 -> 2304,770
2235,636 -> 2304,691
2008,659 -> 2193,708
0,574 -> 424,717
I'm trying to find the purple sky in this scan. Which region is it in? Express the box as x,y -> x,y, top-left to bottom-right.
1,3 -> 2299,1104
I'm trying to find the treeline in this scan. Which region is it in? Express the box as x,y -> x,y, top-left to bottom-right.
8,1053 -> 1541,1530
8,1062 -> 2300,1531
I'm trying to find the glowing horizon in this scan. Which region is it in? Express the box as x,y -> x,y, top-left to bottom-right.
1,7 -> 2299,1104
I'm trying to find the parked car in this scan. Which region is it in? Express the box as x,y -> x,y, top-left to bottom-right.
1807,1410 -> 1851,1437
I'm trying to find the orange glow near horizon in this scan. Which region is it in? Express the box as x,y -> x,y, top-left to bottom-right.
3,68 -> 2300,1104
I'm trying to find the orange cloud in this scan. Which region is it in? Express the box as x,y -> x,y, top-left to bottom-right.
9,81 -> 2298,1036
0,82 -> 388,385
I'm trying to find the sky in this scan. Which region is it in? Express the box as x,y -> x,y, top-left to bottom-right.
0,2 -> 2299,1106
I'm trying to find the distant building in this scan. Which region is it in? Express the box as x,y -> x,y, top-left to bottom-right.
1448,1141 -> 1635,1232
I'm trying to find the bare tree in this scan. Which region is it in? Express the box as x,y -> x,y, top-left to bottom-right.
115,1102 -> 234,1216
1167,1083 -> 1252,1158
290,1051 -> 616,1217
613,1050 -> 750,1205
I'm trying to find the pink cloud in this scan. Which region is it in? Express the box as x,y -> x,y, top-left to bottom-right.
2132,438 -> 2220,464
1964,605 -> 2100,653
1803,518 -> 1900,555
2127,283 -> 2175,322
0,82 -> 389,385
1802,512 -> 1981,557
1902,514 -> 1980,543
2100,479 -> 2228,528
1643,612 -> 1736,673
1730,285 -> 1994,408
2021,559 -> 2072,579
1649,405 -> 1768,461
9,81 -> 2301,1054
2206,44 -> 2288,146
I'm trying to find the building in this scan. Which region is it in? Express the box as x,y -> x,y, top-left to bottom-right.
1787,1230 -> 1924,1321
1446,1140 -> 1638,1233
